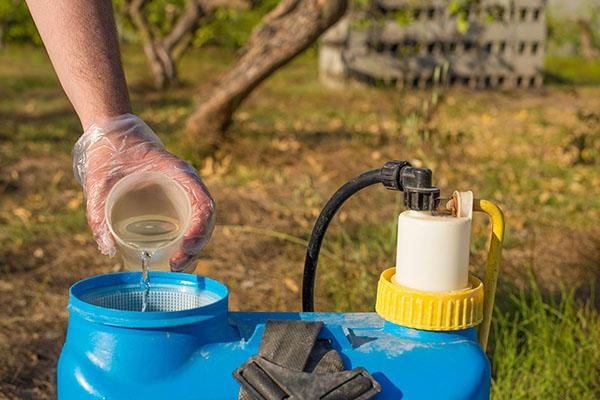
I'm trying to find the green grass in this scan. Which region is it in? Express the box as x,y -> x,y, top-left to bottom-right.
545,56 -> 600,86
490,280 -> 600,399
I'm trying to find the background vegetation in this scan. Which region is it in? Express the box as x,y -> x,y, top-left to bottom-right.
0,1 -> 599,399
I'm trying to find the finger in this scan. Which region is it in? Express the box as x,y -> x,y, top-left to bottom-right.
83,167 -> 122,257
166,162 -> 216,271
86,188 -> 116,257
169,251 -> 199,273
169,195 -> 215,270
169,209 -> 215,271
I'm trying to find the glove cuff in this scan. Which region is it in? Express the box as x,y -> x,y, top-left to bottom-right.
72,113 -> 164,185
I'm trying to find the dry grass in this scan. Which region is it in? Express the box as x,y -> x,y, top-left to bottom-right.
0,46 -> 599,398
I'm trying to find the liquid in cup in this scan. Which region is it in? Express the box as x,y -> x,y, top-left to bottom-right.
105,172 -> 191,311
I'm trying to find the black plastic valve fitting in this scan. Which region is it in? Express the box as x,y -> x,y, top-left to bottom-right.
381,161 -> 440,211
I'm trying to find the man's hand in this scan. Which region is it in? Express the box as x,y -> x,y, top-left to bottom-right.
73,114 -> 215,272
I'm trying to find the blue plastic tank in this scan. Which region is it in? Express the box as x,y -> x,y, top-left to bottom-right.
58,272 -> 490,399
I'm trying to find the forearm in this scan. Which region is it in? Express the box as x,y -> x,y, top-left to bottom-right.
26,0 -> 131,130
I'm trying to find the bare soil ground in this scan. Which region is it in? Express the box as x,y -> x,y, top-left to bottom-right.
0,48 -> 599,398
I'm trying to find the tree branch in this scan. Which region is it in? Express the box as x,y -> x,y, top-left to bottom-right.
186,0 -> 348,143
162,0 -> 205,53
125,0 -> 252,89
126,0 -> 170,88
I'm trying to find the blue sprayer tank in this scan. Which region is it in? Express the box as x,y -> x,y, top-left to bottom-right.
58,162 -> 505,399
58,272 -> 490,399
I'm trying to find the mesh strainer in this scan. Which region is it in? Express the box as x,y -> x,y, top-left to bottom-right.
71,272 -> 226,317
81,284 -> 220,312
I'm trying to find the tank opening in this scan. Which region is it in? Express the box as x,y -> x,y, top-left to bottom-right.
80,286 -> 220,312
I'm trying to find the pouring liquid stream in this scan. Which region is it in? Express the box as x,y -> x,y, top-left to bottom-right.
114,214 -> 181,311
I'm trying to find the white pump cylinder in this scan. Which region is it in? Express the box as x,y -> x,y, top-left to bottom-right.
394,209 -> 472,292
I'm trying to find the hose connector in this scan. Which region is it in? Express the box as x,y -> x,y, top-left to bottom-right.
380,160 -> 411,191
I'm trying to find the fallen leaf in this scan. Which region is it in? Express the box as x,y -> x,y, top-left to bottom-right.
284,278 -> 299,293
14,207 -> 32,223
480,113 -> 492,125
74,233 -> 88,244
33,248 -> 44,258
67,196 -> 82,210
516,109 -> 529,120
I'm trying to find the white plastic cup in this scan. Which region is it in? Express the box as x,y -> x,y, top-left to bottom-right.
105,172 -> 191,272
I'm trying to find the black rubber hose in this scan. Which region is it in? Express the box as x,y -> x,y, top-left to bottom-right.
302,168 -> 383,312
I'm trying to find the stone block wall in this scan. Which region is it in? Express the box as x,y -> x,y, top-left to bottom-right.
320,0 -> 546,89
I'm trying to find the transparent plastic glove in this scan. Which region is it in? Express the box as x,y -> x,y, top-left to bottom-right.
72,114 -> 215,272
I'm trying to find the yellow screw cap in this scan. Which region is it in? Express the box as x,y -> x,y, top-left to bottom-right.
375,268 -> 484,331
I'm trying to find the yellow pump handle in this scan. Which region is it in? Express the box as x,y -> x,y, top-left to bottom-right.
474,199 -> 505,351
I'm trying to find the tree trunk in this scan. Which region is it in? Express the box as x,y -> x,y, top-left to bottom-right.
186,0 -> 348,145
577,18 -> 599,61
128,0 -> 203,89
126,0 -> 250,89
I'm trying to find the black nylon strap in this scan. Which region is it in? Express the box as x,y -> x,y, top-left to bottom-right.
235,320 -> 381,400
306,340 -> 344,374
257,320 -> 323,370
239,320 -> 323,400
